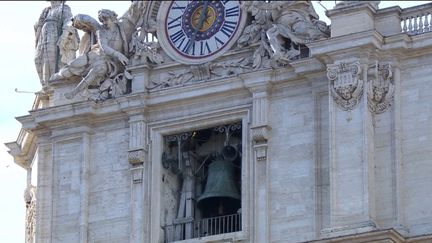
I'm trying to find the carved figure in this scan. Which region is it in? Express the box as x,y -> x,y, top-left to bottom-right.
130,27 -> 164,65
50,1 -> 147,99
71,14 -> 101,56
367,62 -> 394,114
57,24 -> 80,66
237,1 -> 271,48
263,1 -> 329,60
34,1 -> 73,88
238,1 -> 329,68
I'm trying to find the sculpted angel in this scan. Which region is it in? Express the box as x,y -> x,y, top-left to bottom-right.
239,1 -> 329,62
50,1 -> 147,99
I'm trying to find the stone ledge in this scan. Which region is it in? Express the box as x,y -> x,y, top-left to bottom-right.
308,229 -> 432,243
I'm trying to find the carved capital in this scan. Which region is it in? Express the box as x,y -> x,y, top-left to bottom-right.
251,125 -> 270,143
327,61 -> 364,111
128,149 -> 146,165
367,62 -> 394,114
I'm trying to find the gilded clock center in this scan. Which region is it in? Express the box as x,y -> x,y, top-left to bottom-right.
191,6 -> 216,32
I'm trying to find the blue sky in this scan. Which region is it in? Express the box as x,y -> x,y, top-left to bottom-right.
0,1 -> 428,242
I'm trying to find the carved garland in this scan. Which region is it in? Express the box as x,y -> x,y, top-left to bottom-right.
327,61 -> 364,111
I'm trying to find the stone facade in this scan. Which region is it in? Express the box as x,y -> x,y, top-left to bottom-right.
6,1 -> 432,243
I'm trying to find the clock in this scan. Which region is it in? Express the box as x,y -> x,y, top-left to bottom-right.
157,0 -> 246,65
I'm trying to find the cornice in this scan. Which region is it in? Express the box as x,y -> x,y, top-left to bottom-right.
308,30 -> 384,61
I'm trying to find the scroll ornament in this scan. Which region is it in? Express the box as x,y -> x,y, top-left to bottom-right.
327,61 -> 364,111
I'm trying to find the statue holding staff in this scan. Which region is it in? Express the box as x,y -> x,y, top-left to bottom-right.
34,1 -> 76,89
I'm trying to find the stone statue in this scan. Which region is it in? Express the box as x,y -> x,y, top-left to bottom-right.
237,1 -> 272,48
34,1 -> 73,89
238,0 -> 329,67
264,1 -> 329,60
50,1 -> 147,100
57,24 -> 80,66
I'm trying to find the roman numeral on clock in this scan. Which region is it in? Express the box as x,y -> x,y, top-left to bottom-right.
167,15 -> 182,30
225,6 -> 239,17
200,41 -> 212,55
182,40 -> 195,55
170,30 -> 185,43
215,36 -> 225,48
220,20 -> 237,37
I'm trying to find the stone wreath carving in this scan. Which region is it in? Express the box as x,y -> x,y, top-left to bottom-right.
327,61 -> 364,111
367,62 -> 394,114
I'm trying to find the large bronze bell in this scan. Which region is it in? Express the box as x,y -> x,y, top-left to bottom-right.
197,152 -> 240,217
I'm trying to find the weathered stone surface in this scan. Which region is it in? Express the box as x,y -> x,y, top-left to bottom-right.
6,1 -> 432,243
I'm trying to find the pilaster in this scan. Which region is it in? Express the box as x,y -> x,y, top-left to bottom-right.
79,131 -> 91,243
242,72 -> 272,243
390,59 -> 408,234
34,131 -> 53,243
322,59 -> 377,237
127,112 -> 148,243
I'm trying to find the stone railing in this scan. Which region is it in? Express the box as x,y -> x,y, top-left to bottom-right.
400,3 -> 432,35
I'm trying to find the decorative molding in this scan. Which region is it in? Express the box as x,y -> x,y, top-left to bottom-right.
327,61 -> 364,111
251,125 -> 270,143
367,62 -> 394,114
254,143 -> 268,162
131,165 -> 144,184
128,149 -> 146,165
146,58 -> 251,91
191,64 -> 211,81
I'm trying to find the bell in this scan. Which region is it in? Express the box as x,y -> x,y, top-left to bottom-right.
221,145 -> 238,162
197,158 -> 240,217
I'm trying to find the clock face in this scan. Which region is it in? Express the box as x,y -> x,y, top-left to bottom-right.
157,0 -> 245,64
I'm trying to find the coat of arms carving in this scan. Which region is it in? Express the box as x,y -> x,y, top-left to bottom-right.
327,61 -> 364,111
